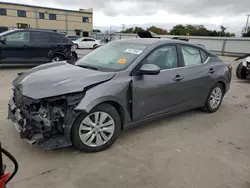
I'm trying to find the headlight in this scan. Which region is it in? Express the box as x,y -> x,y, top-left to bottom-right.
71,45 -> 76,52
247,61 -> 250,68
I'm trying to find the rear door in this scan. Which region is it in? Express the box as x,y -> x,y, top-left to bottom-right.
176,45 -> 214,107
30,31 -> 52,64
86,38 -> 95,48
78,38 -> 87,48
0,31 -> 31,65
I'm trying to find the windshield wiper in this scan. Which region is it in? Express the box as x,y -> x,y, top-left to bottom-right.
77,65 -> 98,70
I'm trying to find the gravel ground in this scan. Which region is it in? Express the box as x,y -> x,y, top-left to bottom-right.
0,54 -> 249,188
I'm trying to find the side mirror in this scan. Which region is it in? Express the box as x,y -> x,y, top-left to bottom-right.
140,64 -> 160,75
0,37 -> 6,44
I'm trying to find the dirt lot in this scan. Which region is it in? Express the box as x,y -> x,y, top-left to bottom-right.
0,55 -> 249,188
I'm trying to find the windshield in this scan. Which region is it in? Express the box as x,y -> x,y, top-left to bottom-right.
75,41 -> 147,71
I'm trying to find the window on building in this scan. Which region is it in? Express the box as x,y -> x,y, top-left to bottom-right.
0,8 -> 7,16
39,12 -> 45,19
82,17 -> 89,23
82,31 -> 89,37
17,10 -> 26,17
49,14 -> 56,20
181,46 -> 202,66
5,31 -> 30,43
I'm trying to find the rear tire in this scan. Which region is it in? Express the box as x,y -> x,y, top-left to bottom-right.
71,103 -> 121,152
51,54 -> 65,62
236,62 -> 247,79
201,83 -> 224,113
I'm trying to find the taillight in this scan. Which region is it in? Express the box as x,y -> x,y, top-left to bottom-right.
228,65 -> 233,71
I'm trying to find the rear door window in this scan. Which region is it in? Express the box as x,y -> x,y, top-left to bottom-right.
181,45 -> 202,66
200,50 -> 209,63
31,32 -> 50,43
50,33 -> 67,43
86,38 -> 95,41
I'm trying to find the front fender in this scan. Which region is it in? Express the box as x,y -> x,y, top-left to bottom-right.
74,76 -> 132,125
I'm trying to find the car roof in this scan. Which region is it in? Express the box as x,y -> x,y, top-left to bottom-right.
117,38 -> 208,49
9,29 -> 58,34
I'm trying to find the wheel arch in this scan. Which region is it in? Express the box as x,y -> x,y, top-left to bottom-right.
52,52 -> 67,60
98,101 -> 125,130
75,97 -> 130,130
217,81 -> 226,93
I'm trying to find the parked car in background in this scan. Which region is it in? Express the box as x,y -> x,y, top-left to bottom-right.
67,35 -> 80,41
73,37 -> 101,49
235,53 -> 250,79
0,27 -> 8,34
8,39 -> 232,152
0,29 -> 77,66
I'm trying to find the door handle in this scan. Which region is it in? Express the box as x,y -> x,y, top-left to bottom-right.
23,44 -> 29,48
208,68 -> 215,74
173,75 -> 184,81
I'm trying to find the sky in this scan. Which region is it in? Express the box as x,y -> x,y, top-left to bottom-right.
1,0 -> 250,36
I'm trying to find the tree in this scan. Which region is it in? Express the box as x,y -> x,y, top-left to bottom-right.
220,25 -> 227,36
169,24 -> 235,37
93,29 -> 101,33
169,24 -> 187,35
242,26 -> 250,37
186,25 -> 209,36
121,27 -> 145,33
147,26 -> 168,35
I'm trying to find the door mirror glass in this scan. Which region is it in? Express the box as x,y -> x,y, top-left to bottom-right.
0,37 -> 6,44
140,64 -> 160,75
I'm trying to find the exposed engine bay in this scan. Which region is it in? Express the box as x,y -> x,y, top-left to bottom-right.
8,88 -> 85,149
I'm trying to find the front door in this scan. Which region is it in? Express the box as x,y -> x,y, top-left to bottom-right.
0,31 -> 31,65
132,45 -> 188,121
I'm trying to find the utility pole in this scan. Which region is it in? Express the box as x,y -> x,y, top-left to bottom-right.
122,24 -> 125,31
245,14 -> 250,33
109,25 -> 112,34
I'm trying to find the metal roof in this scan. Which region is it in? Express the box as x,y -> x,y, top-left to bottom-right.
0,1 -> 92,14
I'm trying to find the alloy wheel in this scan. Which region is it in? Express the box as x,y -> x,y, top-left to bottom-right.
209,87 -> 222,109
52,57 -> 61,62
78,112 -> 115,147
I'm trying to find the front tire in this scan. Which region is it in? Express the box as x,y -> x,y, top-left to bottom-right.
71,104 -> 121,152
236,62 -> 247,79
201,83 -> 224,113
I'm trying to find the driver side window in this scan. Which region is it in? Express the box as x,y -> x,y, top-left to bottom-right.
142,45 -> 178,70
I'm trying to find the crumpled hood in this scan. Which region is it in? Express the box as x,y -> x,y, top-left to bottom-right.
13,62 -> 115,99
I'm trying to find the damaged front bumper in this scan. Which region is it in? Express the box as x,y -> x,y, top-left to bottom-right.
8,99 -> 72,149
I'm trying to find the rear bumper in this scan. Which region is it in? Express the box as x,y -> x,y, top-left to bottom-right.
8,99 -> 71,149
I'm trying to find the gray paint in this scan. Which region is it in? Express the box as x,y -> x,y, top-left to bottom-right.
13,61 -> 115,99
11,39 -> 231,144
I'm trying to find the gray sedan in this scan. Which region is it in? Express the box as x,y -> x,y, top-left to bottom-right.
8,39 -> 232,152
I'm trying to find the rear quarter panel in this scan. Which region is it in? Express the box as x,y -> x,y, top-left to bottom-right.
207,57 -> 231,94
